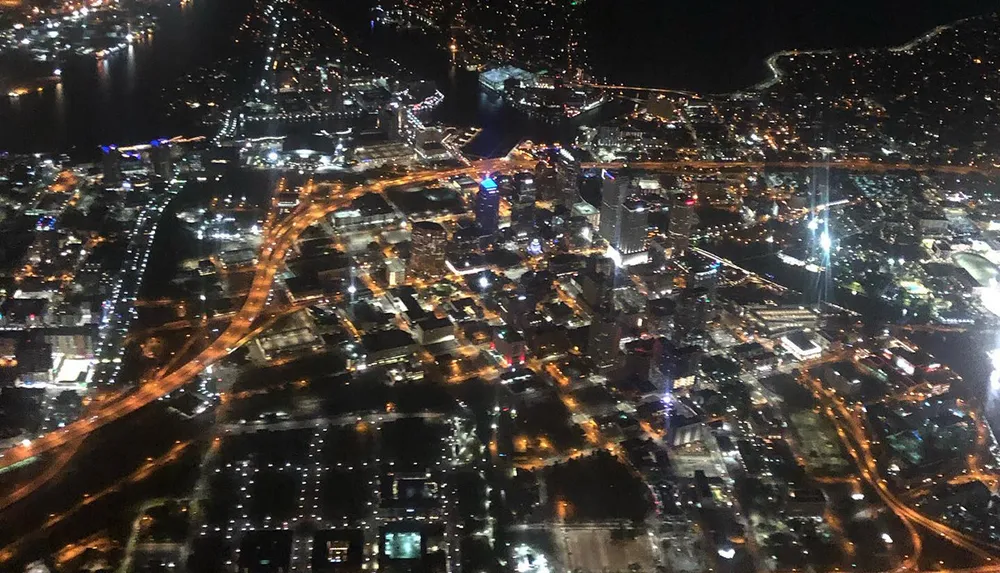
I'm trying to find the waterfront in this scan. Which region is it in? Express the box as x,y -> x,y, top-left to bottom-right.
0,0 -> 252,155
2,0 -> 995,154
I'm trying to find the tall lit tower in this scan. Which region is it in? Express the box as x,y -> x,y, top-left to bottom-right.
149,139 -> 172,180
618,198 -> 649,256
555,148 -> 581,209
475,177 -> 501,234
511,172 -> 537,235
598,170 -> 630,247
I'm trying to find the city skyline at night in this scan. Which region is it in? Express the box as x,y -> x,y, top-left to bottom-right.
1,1 -> 1000,573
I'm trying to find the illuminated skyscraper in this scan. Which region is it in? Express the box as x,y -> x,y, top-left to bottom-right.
684,253 -> 720,294
534,161 -> 558,202
589,316 -> 621,372
618,198 -> 650,255
555,148 -> 581,208
598,171 -> 631,248
668,192 -> 699,254
511,172 -> 537,235
475,177 -> 501,234
674,287 -> 711,346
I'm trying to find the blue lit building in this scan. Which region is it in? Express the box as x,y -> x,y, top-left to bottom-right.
475,177 -> 501,234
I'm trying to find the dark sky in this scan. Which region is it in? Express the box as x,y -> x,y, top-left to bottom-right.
583,0 -> 998,92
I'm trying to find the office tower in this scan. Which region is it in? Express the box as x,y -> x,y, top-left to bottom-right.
647,298 -> 677,337
622,337 -> 656,383
475,177 -> 501,234
101,145 -> 122,187
410,221 -> 449,277
649,236 -> 675,268
449,223 -> 492,255
588,315 -> 621,372
649,337 -> 702,395
618,198 -> 650,255
598,171 -> 631,247
581,268 -> 614,311
555,148 -> 581,208
673,287 -> 711,346
586,253 -> 615,277
385,258 -> 407,287
380,104 -> 403,141
669,192 -> 699,254
511,171 -> 537,235
149,139 -> 172,180
685,253 -> 720,294
534,160 -> 558,202
640,193 -> 670,235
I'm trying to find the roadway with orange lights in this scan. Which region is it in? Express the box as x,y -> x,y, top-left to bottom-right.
4,156 -> 1000,573
0,159 -> 518,479
0,441 -> 194,564
800,370 -> 1000,569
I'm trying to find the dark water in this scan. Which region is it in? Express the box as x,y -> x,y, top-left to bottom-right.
583,0 -> 998,93
0,0 -> 252,155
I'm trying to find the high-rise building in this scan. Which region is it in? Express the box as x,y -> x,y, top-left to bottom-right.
555,148 -> 581,208
511,171 -> 537,235
580,269 -> 614,311
649,337 -> 702,395
534,161 -> 558,202
669,192 -> 699,254
149,139 -> 172,180
598,171 -> 631,246
385,257 -> 407,287
639,193 -> 670,235
649,236 -> 675,268
410,221 -> 449,277
101,145 -> 122,187
380,104 -> 403,141
673,287 -> 711,346
619,198 -> 650,255
684,253 -> 720,294
588,317 -> 621,372
475,177 -> 501,234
